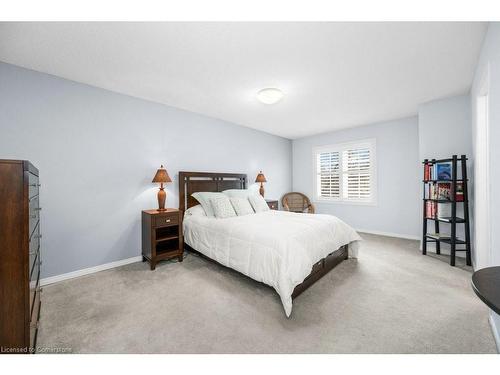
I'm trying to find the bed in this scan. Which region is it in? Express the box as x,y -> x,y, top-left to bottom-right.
179,171 -> 361,317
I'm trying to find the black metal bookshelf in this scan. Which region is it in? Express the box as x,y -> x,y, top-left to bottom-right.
422,155 -> 471,266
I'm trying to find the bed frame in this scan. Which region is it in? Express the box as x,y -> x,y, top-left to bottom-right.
179,171 -> 349,300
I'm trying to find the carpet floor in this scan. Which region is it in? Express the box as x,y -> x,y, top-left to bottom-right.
37,233 -> 497,353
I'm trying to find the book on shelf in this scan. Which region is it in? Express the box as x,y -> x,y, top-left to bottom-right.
425,183 -> 435,199
424,161 -> 456,181
426,201 -> 452,219
425,201 -> 437,218
437,203 -> 452,218
424,181 -> 463,201
424,163 -> 431,181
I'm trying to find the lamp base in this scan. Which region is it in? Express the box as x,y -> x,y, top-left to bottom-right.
157,187 -> 166,210
259,184 -> 265,197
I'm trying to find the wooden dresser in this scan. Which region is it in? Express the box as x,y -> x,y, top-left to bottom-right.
0,160 -> 42,354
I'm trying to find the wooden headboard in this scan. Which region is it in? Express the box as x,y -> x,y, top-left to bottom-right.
178,171 -> 247,211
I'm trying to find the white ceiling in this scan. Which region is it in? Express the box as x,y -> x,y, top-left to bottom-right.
0,22 -> 487,139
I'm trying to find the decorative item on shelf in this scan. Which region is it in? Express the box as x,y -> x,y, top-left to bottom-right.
455,182 -> 464,202
255,171 -> 267,197
437,182 -> 452,200
152,165 -> 172,211
437,202 -> 452,219
435,162 -> 452,180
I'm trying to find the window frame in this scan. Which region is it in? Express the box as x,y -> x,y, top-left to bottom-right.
312,138 -> 377,206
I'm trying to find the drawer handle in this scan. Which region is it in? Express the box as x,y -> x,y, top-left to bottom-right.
30,214 -> 37,218
35,207 -> 42,211
165,219 -> 171,223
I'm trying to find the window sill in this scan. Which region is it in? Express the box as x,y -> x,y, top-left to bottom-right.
314,198 -> 378,207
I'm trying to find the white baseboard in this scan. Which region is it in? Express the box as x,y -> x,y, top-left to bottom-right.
40,255 -> 142,286
489,313 -> 500,353
356,228 -> 420,241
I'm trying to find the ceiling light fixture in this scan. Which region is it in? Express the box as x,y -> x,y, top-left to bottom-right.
257,88 -> 284,104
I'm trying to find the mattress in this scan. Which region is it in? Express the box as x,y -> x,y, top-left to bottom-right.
183,209 -> 361,316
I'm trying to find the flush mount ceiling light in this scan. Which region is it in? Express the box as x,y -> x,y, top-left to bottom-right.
256,88 -> 284,104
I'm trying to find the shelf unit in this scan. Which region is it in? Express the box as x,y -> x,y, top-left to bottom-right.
422,155 -> 471,266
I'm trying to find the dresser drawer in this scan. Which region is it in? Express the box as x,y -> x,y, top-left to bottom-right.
29,228 -> 40,277
154,214 -> 179,228
29,194 -> 40,236
30,288 -> 41,351
29,263 -> 40,317
30,324 -> 38,352
28,172 -> 40,199
30,253 -> 40,286
31,285 -> 41,323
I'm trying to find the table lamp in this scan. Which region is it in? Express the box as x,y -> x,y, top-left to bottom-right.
255,171 -> 267,197
152,165 -> 172,210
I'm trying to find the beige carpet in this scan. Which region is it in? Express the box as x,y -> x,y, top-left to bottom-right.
37,233 -> 497,353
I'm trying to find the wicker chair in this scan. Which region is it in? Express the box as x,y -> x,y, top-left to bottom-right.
281,192 -> 315,214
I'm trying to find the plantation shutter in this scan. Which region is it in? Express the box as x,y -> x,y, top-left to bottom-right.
342,147 -> 371,200
317,151 -> 340,198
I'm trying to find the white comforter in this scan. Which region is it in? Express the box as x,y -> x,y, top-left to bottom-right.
183,210 -> 361,317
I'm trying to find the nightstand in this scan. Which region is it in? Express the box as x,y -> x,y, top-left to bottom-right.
141,209 -> 183,270
265,199 -> 279,210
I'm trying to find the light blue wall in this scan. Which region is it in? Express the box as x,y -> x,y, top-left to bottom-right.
292,117 -> 420,238
418,95 -> 472,161
471,22 -> 500,350
0,62 -> 292,278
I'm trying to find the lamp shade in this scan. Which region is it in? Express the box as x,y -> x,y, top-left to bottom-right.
152,165 -> 172,183
255,171 -> 267,183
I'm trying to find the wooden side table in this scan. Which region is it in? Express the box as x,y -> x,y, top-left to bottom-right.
266,199 -> 279,210
141,209 -> 183,270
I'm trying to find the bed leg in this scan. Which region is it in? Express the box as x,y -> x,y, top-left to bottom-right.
344,245 -> 349,259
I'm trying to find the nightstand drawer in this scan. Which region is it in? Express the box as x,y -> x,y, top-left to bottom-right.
154,214 -> 179,228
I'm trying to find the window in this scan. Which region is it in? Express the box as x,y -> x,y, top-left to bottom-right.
314,139 -> 376,204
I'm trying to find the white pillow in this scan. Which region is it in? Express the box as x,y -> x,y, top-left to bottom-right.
210,196 -> 237,219
184,205 -> 207,217
248,194 -> 270,213
192,192 -> 225,217
222,189 -> 258,199
230,197 -> 255,216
